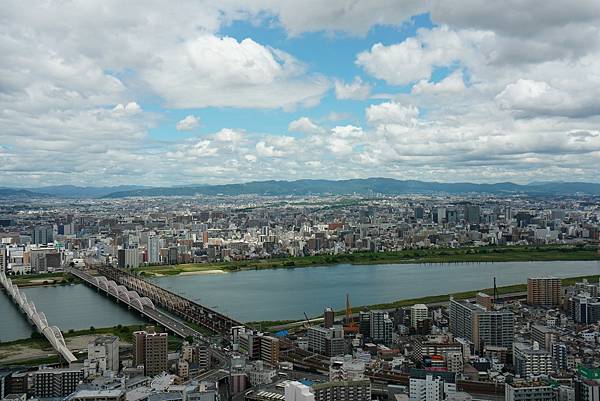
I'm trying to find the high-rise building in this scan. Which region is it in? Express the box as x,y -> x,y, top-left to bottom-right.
411,304 -> 429,329
31,226 -> 53,245
409,374 -> 456,401
132,327 -> 168,376
260,335 -> 280,366
147,235 -> 160,264
308,326 -> 345,357
513,342 -> 553,377
449,299 -> 514,352
528,277 -> 562,306
552,343 -> 568,371
32,368 -> 83,398
117,248 -> 140,269
464,205 -> 481,224
370,310 -> 393,344
324,307 -> 335,329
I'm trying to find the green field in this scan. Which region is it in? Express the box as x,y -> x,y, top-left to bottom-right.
7,272 -> 80,287
135,244 -> 600,277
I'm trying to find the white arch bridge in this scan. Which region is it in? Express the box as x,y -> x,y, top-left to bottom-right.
0,271 -> 77,364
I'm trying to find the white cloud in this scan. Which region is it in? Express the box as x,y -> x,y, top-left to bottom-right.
112,102 -> 142,115
366,102 -> 419,125
356,26 -> 471,85
214,128 -> 244,143
176,115 -> 200,131
288,117 -> 325,135
334,76 -> 372,100
412,70 -> 466,95
142,35 -> 330,109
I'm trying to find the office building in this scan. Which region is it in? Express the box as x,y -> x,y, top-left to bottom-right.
285,381 -> 315,401
312,380 -> 371,401
410,374 -> 456,401
260,335 -> 280,366
528,277 -> 562,306
370,310 -> 393,344
464,205 -> 481,224
411,304 -> 429,329
133,327 -> 168,376
118,247 -> 140,269
32,368 -> 83,398
505,381 -> 555,401
449,299 -> 514,352
148,235 -> 160,264
31,225 -> 53,245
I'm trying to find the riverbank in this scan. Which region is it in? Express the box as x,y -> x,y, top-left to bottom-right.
5,272 -> 80,287
135,244 -> 600,277
246,273 -> 600,331
0,324 -> 182,366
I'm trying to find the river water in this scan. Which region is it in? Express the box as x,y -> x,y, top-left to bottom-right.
1,260 -> 599,341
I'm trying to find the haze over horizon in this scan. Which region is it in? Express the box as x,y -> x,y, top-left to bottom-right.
2,1 -> 600,187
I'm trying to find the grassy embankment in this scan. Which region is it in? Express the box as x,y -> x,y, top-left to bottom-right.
7,272 -> 80,287
246,274 -> 600,331
0,324 -> 183,366
135,244 -> 600,277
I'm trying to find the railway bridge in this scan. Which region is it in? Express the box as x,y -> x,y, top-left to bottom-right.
0,271 -> 77,364
69,268 -> 205,339
94,266 -> 244,335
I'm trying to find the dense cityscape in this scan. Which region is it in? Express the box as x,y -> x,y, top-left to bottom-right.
1,193 -> 600,401
3,0 -> 600,400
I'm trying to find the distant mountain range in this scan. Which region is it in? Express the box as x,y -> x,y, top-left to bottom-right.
101,178 -> 600,198
2,179 -> 600,199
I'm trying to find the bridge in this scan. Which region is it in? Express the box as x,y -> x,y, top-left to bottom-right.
0,271 -> 77,364
94,266 -> 244,335
69,268 -> 205,340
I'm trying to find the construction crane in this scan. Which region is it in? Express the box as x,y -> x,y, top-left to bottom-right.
343,293 -> 359,334
303,312 -> 311,329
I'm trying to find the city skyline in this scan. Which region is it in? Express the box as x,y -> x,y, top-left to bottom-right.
2,1 -> 600,187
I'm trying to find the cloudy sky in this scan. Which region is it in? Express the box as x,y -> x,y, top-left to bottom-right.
2,1 -> 600,187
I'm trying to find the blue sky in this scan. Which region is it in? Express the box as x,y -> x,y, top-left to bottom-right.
145,13 -> 437,141
2,1 -> 600,186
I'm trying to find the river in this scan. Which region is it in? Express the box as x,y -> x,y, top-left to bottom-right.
1,260 -> 599,341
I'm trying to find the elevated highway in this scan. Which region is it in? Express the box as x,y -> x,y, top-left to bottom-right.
0,271 -> 77,364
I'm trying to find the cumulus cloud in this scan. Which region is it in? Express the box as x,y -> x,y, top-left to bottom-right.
412,70 -> 466,95
356,26 -> 471,85
288,117 -> 325,135
334,77 -> 372,100
366,102 -> 419,125
142,35 -> 329,109
214,128 -> 244,143
176,115 -> 200,131
112,102 -> 142,115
